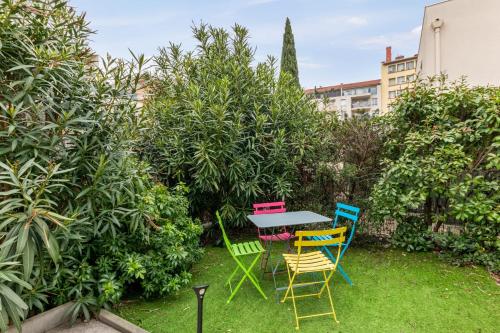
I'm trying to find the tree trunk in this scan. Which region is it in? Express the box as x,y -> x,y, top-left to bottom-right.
348,181 -> 356,201
433,220 -> 443,233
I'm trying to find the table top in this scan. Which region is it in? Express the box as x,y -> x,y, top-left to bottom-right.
247,211 -> 332,228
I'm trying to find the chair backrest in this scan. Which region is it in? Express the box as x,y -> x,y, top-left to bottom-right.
293,227 -> 347,270
332,202 -> 360,257
252,201 -> 286,215
216,211 -> 233,254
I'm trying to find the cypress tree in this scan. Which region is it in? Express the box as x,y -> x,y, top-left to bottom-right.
280,17 -> 300,86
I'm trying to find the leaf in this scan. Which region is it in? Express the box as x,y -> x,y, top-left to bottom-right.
22,239 -> 35,279
16,223 -> 29,255
0,285 -> 28,311
18,158 -> 35,177
7,64 -> 35,73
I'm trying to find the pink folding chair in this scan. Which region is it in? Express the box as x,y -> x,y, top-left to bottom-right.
253,201 -> 294,242
253,202 -> 294,273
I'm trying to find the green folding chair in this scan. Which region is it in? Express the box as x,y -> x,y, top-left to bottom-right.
216,211 -> 268,303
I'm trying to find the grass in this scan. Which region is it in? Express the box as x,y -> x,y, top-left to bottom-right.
115,242 -> 499,333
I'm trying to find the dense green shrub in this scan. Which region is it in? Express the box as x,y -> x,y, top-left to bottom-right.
392,216 -> 434,252
142,23 -> 323,226
290,116 -> 384,218
371,77 -> 500,271
0,0 -> 202,328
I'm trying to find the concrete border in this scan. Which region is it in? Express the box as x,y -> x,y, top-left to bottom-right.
98,310 -> 149,333
6,304 -> 149,333
6,302 -> 73,333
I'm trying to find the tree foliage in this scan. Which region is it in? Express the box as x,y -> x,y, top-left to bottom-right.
0,0 -> 202,328
141,23 -> 322,226
370,78 -> 500,271
290,115 -> 384,217
280,17 -> 300,87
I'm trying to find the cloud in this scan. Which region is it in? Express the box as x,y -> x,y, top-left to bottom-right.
356,25 -> 422,50
346,16 -> 368,26
246,0 -> 278,6
288,15 -> 369,43
90,11 -> 179,28
411,25 -> 422,35
298,61 -> 326,70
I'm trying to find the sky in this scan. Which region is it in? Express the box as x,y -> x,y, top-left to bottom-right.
70,0 -> 437,88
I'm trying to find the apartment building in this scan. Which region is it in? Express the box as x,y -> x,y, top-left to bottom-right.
305,79 -> 381,119
417,0 -> 500,86
380,46 -> 417,114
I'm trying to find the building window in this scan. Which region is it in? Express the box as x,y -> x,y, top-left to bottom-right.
388,65 -> 396,73
369,87 -> 377,95
397,63 -> 405,71
356,87 -> 372,95
397,76 -> 406,84
407,74 -> 415,82
371,98 -> 378,106
406,61 -> 415,70
389,78 -> 396,86
389,91 -> 396,99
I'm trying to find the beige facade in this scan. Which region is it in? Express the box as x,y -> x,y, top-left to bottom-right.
417,0 -> 500,86
380,47 -> 417,115
305,80 -> 381,119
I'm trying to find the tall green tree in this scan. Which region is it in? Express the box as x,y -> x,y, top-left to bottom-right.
142,23 -> 322,227
280,17 -> 300,86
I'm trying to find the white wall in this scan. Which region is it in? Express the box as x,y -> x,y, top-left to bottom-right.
417,0 -> 500,86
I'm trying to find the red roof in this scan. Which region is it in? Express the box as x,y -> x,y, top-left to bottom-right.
304,79 -> 381,95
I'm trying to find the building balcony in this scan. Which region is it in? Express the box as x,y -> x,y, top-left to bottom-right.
351,101 -> 372,109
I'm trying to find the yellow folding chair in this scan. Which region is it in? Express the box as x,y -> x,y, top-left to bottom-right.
281,227 -> 347,330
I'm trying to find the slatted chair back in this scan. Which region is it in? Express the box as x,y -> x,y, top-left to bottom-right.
294,227 -> 347,271
332,203 -> 360,257
252,201 -> 286,215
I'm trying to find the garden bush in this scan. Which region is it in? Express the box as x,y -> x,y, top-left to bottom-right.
290,115 -> 384,218
391,216 -> 434,252
370,77 -> 500,271
141,23 -> 323,227
0,0 -> 202,329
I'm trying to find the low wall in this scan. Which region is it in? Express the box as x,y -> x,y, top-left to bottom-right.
6,302 -> 73,333
6,303 -> 149,333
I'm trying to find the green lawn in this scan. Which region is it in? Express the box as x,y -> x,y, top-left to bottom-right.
115,244 -> 499,333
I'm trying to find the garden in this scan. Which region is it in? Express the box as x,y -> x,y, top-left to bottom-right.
0,1 -> 499,332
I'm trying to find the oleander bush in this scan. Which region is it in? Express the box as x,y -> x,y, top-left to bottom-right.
141,23 -> 323,227
0,0 -> 201,329
370,77 -> 500,271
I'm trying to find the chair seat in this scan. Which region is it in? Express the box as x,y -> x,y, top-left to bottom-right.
259,232 -> 294,242
231,240 -> 265,257
283,251 -> 335,273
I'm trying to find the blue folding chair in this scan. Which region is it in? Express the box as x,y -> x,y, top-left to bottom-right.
310,203 -> 360,286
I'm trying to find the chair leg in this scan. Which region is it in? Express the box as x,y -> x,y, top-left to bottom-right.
322,246 -> 353,286
281,265 -> 300,330
337,264 -> 353,286
226,265 -> 240,287
318,270 -> 334,297
245,253 -> 268,300
227,253 -> 267,303
322,271 -> 339,324
281,265 -> 294,302
260,240 -> 270,271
